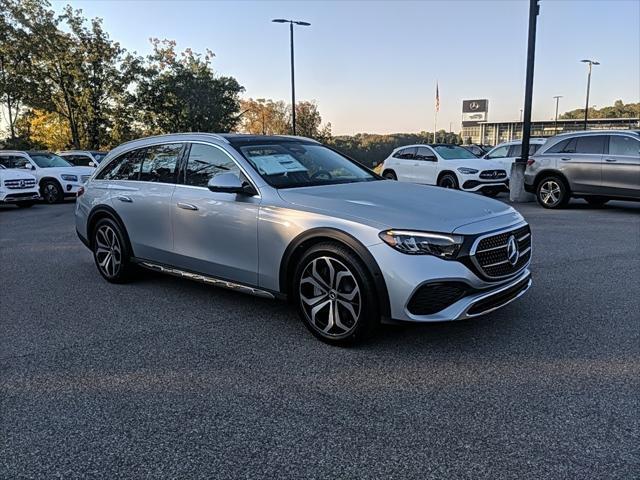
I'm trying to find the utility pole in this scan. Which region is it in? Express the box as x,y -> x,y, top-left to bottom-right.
553,95 -> 562,134
511,0 -> 539,202
581,59 -> 599,130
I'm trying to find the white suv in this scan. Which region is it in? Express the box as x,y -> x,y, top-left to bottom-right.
483,138 -> 546,171
59,150 -> 108,167
0,165 -> 40,208
0,151 -> 94,204
381,144 -> 509,197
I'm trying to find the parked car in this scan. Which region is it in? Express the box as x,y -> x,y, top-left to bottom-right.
380,144 -> 509,197
0,151 -> 94,204
59,150 -> 108,167
0,165 -> 40,208
524,130 -> 640,208
75,133 -> 532,345
483,138 -> 546,171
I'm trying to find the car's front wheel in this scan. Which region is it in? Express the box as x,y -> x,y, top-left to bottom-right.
293,242 -> 379,346
383,170 -> 397,180
438,173 -> 459,189
536,176 -> 569,209
92,218 -> 134,283
41,180 -> 63,204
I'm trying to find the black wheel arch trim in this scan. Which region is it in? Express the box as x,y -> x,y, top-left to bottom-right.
279,227 -> 391,320
86,205 -> 134,256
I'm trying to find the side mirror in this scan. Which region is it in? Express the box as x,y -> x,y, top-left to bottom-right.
207,172 -> 257,196
89,161 -> 96,167
24,163 -> 34,170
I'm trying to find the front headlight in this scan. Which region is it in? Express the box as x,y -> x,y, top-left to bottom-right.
457,167 -> 479,175
379,230 -> 463,258
61,174 -> 78,182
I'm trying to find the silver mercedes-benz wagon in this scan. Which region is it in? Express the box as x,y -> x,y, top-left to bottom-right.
75,133 -> 532,345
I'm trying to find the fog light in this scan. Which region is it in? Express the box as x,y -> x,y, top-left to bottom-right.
66,184 -> 72,191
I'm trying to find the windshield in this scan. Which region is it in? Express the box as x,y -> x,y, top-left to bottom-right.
434,145 -> 479,160
30,153 -> 72,168
237,142 -> 377,189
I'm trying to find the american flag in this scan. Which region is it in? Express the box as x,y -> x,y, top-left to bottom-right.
435,82 -> 440,112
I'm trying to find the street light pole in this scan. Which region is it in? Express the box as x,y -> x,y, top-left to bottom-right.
581,59 -> 599,130
553,95 -> 562,134
272,19 -> 311,136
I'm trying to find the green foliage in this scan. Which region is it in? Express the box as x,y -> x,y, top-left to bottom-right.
560,100 -> 640,120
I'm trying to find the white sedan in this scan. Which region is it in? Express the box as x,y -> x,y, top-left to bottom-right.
380,144 -> 509,196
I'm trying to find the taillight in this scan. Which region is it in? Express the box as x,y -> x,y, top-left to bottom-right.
526,159 -> 535,167
77,186 -> 85,197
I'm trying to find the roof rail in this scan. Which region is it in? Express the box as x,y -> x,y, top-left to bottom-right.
115,132 -> 230,148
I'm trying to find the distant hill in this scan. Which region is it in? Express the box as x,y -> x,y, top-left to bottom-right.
560,100 -> 639,120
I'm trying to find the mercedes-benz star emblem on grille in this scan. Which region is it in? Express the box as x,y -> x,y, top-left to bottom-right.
19,179 -> 26,188
506,235 -> 519,266
470,101 -> 480,111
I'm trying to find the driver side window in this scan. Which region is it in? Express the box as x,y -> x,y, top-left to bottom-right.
184,143 -> 241,187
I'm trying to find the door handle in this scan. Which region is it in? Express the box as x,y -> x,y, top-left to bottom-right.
116,195 -> 132,203
604,158 -> 617,162
560,157 -> 571,161
177,202 -> 198,211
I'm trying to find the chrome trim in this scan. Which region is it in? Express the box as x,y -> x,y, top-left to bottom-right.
470,221 -> 531,281
463,278 -> 532,318
138,261 -> 275,299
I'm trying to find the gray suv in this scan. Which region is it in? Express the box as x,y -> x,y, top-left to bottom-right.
75,133 -> 532,345
524,130 -> 640,208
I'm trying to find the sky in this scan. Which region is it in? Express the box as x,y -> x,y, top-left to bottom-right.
50,0 -> 640,136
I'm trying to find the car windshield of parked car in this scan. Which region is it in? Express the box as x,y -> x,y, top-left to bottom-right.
238,142 -> 378,188
30,153 -> 72,168
434,145 -> 479,160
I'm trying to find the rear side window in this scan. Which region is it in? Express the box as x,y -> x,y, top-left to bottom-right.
415,147 -> 436,160
97,148 -> 145,180
507,143 -> 542,157
139,143 -> 183,183
575,136 -> 605,154
487,145 -> 509,159
66,155 -> 93,167
609,135 -> 639,156
184,143 -> 241,187
393,147 -> 417,159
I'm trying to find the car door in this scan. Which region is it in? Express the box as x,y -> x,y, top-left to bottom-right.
97,143 -> 183,262
484,145 -> 511,170
602,134 -> 640,198
412,146 -> 439,184
549,135 -> 605,194
391,147 -> 417,181
171,142 -> 260,286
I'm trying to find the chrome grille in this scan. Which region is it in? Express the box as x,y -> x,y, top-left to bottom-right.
4,178 -> 36,189
472,225 -> 531,279
479,170 -> 507,180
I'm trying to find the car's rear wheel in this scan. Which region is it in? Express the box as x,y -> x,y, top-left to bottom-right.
92,218 -> 134,283
383,170 -> 397,180
536,176 -> 569,209
438,173 -> 459,189
41,180 -> 63,204
293,242 -> 379,346
585,196 -> 609,207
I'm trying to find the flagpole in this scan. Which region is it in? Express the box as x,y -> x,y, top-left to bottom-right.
434,81 -> 439,143
434,110 -> 438,143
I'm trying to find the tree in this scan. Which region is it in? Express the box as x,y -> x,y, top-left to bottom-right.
295,101 -> 332,141
16,108 -> 71,150
136,39 -> 244,134
239,98 -> 289,135
560,100 -> 640,120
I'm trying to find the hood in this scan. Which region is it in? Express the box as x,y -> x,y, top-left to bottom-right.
0,168 -> 37,181
277,180 -> 520,234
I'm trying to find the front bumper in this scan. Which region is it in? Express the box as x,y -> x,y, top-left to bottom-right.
62,182 -> 83,197
368,242 -> 531,323
0,191 -> 41,203
460,179 -> 509,193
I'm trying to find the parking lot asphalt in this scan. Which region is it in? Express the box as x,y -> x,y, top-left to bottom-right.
1,197 -> 639,479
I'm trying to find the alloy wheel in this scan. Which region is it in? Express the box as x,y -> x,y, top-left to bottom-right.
43,183 -> 59,203
539,180 -> 562,206
441,176 -> 456,189
95,225 -> 122,278
299,256 -> 361,337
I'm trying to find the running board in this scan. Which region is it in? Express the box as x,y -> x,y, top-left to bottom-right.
138,261 -> 275,299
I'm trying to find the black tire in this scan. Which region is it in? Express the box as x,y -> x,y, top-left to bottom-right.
438,172 -> 459,189
585,196 -> 609,207
293,241 -> 379,346
536,175 -> 569,209
16,202 -> 35,208
91,217 -> 135,283
383,170 -> 397,180
41,180 -> 63,204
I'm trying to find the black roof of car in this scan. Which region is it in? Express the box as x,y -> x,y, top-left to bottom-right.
220,134 -> 319,146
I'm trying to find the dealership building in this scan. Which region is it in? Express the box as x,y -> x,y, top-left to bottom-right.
460,99 -> 639,145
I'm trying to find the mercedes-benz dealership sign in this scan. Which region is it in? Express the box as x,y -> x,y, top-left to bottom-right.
462,99 -> 488,126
